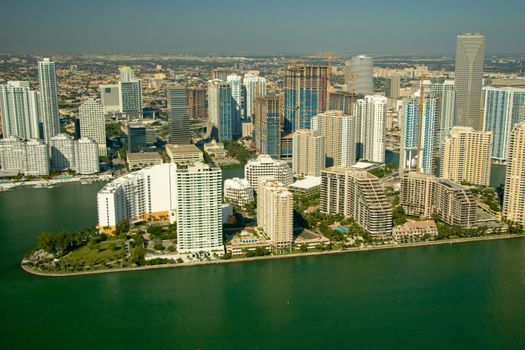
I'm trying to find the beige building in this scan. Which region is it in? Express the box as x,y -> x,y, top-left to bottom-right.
224,177 -> 254,207
503,122 -> 525,225
127,152 -> 163,171
320,167 -> 392,237
400,172 -> 477,228
203,139 -> 227,158
392,220 -> 438,241
166,144 -> 203,164
292,129 -> 324,177
311,110 -> 356,167
257,178 -> 294,252
440,126 -> 492,186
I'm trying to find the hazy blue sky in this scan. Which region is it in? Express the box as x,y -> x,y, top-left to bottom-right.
1,0 -> 524,55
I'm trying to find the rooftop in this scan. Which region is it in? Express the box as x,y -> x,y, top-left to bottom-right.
127,152 -> 162,161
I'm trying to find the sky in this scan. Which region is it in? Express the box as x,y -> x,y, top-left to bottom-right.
0,0 -> 524,55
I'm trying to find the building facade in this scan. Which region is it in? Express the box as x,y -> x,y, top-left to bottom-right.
454,33 -> 485,130
321,167 -> 392,237
345,55 -> 374,95
38,58 -> 60,143
79,98 -> 107,156
311,110 -> 356,167
503,122 -> 525,225
0,81 -> 40,140
354,95 -> 387,163
49,133 -> 76,171
224,177 -> 254,207
292,129 -> 324,177
440,126 -> 492,186
253,95 -> 283,159
245,154 -> 294,189
257,178 -> 294,252
75,138 -> 99,175
167,84 -> 191,144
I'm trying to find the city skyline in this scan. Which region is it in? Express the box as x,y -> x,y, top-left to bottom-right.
1,0 -> 524,55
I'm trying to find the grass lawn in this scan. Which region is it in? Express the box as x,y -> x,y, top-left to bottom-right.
60,240 -> 126,270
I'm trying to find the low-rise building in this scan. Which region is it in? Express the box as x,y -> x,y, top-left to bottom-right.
127,152 -> 163,171
166,143 -> 203,164
392,220 -> 438,241
227,228 -> 272,256
203,139 -> 227,158
288,176 -> 321,194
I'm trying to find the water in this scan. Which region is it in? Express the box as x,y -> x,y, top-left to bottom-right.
1,178 -> 525,349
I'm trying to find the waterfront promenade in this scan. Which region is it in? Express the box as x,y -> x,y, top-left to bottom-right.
22,233 -> 525,278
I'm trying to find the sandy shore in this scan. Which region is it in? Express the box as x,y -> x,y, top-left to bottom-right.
21,233 -> 525,278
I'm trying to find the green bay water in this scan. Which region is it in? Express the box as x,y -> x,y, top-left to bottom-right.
1,170 -> 525,349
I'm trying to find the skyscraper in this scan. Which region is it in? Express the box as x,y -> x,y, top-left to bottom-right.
311,110 -> 356,168
167,84 -> 191,144
400,95 -> 438,175
503,122 -> 525,226
440,126 -> 492,186
346,55 -> 374,96
243,73 -> 267,119
292,129 -> 324,177
0,81 -> 40,140
79,98 -> 107,156
188,87 -> 207,120
226,74 -> 243,138
354,95 -> 387,163
483,87 -> 525,161
257,178 -> 294,252
454,33 -> 485,130
176,162 -> 223,254
253,95 -> 283,159
384,74 -> 400,99
38,58 -> 60,143
432,80 -> 456,147
284,65 -> 329,132
118,67 -> 142,115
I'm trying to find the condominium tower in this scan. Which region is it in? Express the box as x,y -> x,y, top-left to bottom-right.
243,73 -> 267,119
345,55 -> 374,96
483,87 -> 525,161
38,58 -> 60,142
0,81 -> 40,140
503,122 -> 525,225
79,98 -> 107,156
176,162 -> 223,253
292,129 -> 324,177
118,67 -> 142,114
320,167 -> 392,237
253,95 -> 283,159
245,154 -> 293,189
311,110 -> 356,167
354,95 -> 387,163
440,126 -> 492,186
257,178 -> 294,252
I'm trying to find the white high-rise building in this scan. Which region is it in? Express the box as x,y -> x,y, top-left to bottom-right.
432,80 -> 456,147
292,129 -> 324,177
97,163 -> 178,234
243,73 -> 267,119
118,67 -> 142,115
311,110 -> 356,167
257,178 -> 294,252
346,55 -> 374,95
0,81 -> 40,140
0,136 -> 49,176
207,79 -> 222,126
38,58 -> 60,142
483,86 -> 525,161
354,95 -> 387,163
74,138 -> 99,174
24,139 -> 50,176
99,84 -> 120,114
49,134 -> 76,171
0,136 -> 27,173
176,162 -> 223,254
245,154 -> 294,189
79,98 -> 107,156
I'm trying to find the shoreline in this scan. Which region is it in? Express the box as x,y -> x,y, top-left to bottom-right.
21,233 -> 525,278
